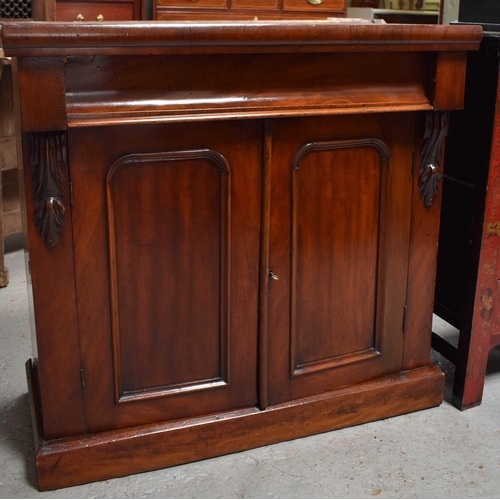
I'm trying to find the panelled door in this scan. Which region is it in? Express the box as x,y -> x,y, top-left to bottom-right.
70,120 -> 262,432
266,114 -> 415,405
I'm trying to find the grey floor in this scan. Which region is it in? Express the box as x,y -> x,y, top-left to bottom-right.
1,248 -> 500,499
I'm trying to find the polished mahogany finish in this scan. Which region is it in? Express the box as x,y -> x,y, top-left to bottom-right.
27,360 -> 444,491
71,121 -> 261,431
267,115 -> 413,404
0,22 -> 481,56
0,20 -> 481,489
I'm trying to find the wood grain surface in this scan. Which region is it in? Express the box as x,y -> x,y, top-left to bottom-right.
3,20 -> 479,490
0,21 -> 482,57
31,364 -> 444,491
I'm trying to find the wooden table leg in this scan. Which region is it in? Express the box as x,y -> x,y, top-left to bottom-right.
0,169 -> 8,288
452,326 -> 490,410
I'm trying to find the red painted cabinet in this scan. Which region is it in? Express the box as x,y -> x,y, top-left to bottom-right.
434,35 -> 500,410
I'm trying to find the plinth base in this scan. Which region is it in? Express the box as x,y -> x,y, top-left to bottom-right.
27,360 -> 444,491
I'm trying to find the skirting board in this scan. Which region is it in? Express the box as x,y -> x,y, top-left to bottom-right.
26,360 -> 444,491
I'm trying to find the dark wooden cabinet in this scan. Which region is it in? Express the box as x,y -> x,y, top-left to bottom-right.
0,20 -> 481,490
433,33 -> 500,410
459,0 -> 500,27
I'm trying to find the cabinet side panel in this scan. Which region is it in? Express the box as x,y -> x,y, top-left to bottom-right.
434,52 -> 467,111
16,58 -> 66,133
20,133 -> 86,439
404,114 -> 444,369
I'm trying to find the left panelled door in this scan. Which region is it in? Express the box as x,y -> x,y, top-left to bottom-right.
69,121 -> 262,432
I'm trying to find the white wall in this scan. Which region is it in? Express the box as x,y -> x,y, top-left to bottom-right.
442,0 -> 459,24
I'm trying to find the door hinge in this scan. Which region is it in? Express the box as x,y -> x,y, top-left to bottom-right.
403,304 -> 408,334
80,368 -> 85,390
69,181 -> 74,206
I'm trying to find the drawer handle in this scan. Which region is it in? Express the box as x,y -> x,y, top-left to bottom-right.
308,0 -> 323,4
96,14 -> 104,21
76,13 -> 84,20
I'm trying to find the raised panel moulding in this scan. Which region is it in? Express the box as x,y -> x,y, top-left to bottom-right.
290,138 -> 390,377
106,148 -> 231,403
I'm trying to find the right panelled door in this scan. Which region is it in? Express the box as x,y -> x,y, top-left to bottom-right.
267,114 -> 416,405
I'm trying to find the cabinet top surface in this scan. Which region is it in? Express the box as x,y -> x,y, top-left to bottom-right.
0,21 -> 482,57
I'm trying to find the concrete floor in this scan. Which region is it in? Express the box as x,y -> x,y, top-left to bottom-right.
1,248 -> 500,498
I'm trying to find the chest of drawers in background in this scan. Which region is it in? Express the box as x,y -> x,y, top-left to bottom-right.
55,0 -> 141,21
154,0 -> 347,20
32,0 -> 143,21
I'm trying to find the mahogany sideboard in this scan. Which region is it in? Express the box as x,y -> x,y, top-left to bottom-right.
0,20 -> 482,490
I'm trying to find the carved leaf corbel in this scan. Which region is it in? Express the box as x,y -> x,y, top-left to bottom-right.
30,132 -> 67,248
419,111 -> 449,208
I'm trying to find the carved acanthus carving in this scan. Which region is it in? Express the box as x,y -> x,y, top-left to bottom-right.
419,111 -> 449,208
30,132 -> 67,248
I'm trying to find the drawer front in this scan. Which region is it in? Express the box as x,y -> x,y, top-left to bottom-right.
231,0 -> 279,9
156,0 -> 227,9
56,2 -> 135,21
283,0 -> 344,11
156,10 -> 341,19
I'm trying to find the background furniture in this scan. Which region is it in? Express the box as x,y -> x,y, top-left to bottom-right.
1,20 -> 480,490
0,0 -> 32,18
433,28 -> 500,410
0,1 -> 30,288
31,0 -> 144,21
347,6 -> 439,23
457,0 -> 500,32
153,0 -> 346,20
0,58 -> 22,288
55,0 -> 143,21
433,0 -> 500,410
